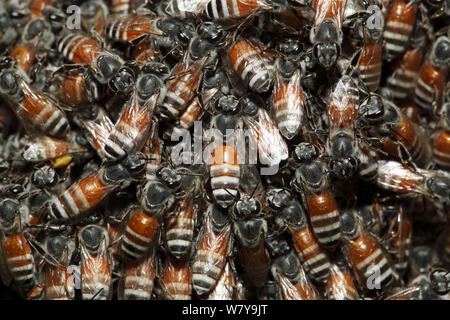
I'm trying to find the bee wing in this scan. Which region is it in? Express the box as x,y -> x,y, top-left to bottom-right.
162,257 -> 192,300
80,110 -> 114,159
0,238 -> 13,287
272,69 -> 304,140
167,0 -> 210,14
80,235 -> 113,300
244,107 -> 289,166
328,74 -> 359,129
376,160 -> 428,195
314,0 -> 348,30
23,136 -> 87,162
207,261 -> 234,300
384,286 -> 420,300
325,264 -> 359,300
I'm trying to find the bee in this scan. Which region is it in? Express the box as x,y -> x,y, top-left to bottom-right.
42,236 -> 74,300
368,160 -> 450,203
118,249 -> 157,300
292,143 -> 342,249
226,37 -> 274,93
233,195 -> 270,288
48,163 -> 135,221
310,0 -> 347,69
204,0 -> 276,21
272,49 -> 304,140
358,95 -> 432,168
0,61 -> 70,138
325,263 -> 360,300
271,251 -> 321,300
384,206 -> 412,275
327,74 -> 360,178
104,78 -> 159,161
79,225 -> 113,300
192,204 -> 232,295
158,37 -> 212,121
340,209 -> 395,291
382,0 -> 417,62
120,205 -> 161,261
0,198 -> 37,297
414,36 -> 450,113
161,255 -> 192,300
266,188 -> 331,283
56,32 -> 135,93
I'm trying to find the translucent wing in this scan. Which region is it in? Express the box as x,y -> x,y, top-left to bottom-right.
80,108 -> 114,159
313,0 -> 348,30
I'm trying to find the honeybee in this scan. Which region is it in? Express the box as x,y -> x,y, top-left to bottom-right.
325,263 -> 360,300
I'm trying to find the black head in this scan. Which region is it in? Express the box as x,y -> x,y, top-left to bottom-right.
32,165 -> 58,188
277,58 -> 297,79
189,37 -> 212,61
197,22 -> 225,46
277,38 -> 303,57
42,7 -> 66,32
142,61 -> 170,76
141,181 -> 174,212
432,37 -> 450,67
7,5 -> 29,26
426,175 -> 450,202
24,18 -> 49,41
294,161 -> 324,191
235,218 -> 265,248
46,236 -> 67,260
80,225 -> 104,252
96,55 -> 122,83
3,183 -> 24,198
122,152 -> 147,176
234,196 -> 262,218
429,268 -> 450,295
293,142 -> 318,163
340,209 -> 357,238
0,199 -> 19,229
136,73 -> 161,101
359,95 -> 385,125
266,188 -> 292,210
109,66 -> 135,93
329,156 -> 358,179
0,70 -> 19,96
217,95 -> 240,114
272,251 -> 300,279
330,132 -> 354,158
157,166 -> 182,190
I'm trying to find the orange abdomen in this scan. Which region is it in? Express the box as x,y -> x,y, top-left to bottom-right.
45,266 -> 72,300
10,46 -> 36,74
433,131 -> 450,168
163,259 -> 191,300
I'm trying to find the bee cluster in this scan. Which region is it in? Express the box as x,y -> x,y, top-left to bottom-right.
0,0 -> 449,300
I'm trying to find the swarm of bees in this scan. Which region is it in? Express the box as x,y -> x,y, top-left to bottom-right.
0,0 -> 449,301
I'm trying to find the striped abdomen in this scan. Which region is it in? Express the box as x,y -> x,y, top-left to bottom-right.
376,160 -> 424,194
60,73 -> 99,106
111,0 -> 131,14
119,253 -> 156,300
164,0 -> 206,18
163,258 -> 192,300
121,210 -> 159,261
210,145 -> 240,208
358,43 -> 382,91
433,131 -> 450,169
133,38 -> 159,63
291,226 -> 331,282
326,264 -> 359,300
205,0 -> 272,20
381,115 -> 431,167
414,63 -> 444,111
45,266 -> 73,300
192,225 -> 231,295
105,15 -> 164,43
228,39 -> 273,93
104,95 -> 153,160
307,192 -> 341,248
345,235 -> 394,289
57,33 -> 102,66
385,48 -> 423,100
49,175 -> 115,220
272,69 -> 303,140
19,79 -> 69,138
81,255 -> 112,300
383,1 -> 416,61
328,75 -> 359,129
179,97 -> 204,129
159,60 -> 204,119
165,199 -> 194,259
3,234 -> 36,288
206,262 -> 234,300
